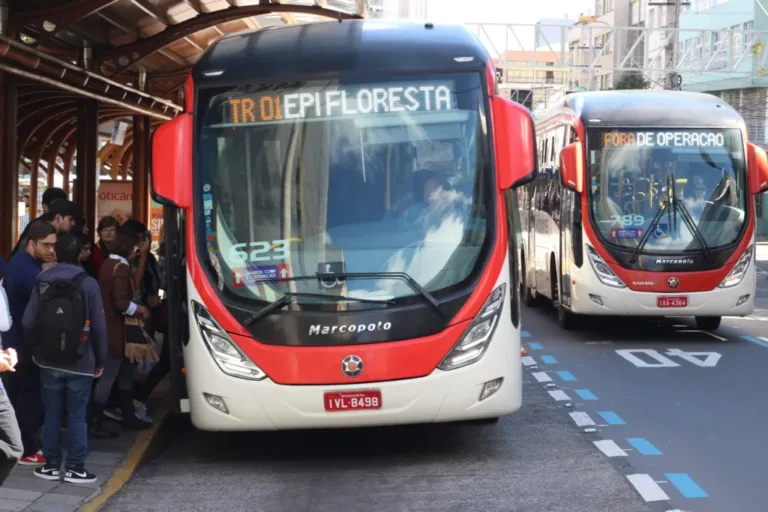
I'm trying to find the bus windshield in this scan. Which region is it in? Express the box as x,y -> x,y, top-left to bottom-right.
587,128 -> 747,253
196,72 -> 492,308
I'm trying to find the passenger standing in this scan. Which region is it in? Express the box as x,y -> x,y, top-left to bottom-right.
76,233 -> 92,266
0,278 -> 22,486
2,222 -> 57,466
85,216 -> 119,280
10,188 -> 67,258
92,232 -> 151,430
22,234 -> 107,483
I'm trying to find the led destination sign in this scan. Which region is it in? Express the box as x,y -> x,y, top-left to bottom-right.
223,82 -> 455,125
601,131 -> 726,148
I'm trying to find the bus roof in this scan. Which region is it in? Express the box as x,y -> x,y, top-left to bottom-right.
192,19 -> 490,85
549,90 -> 743,130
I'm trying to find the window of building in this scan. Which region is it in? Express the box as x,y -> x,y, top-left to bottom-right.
744,21 -> 754,54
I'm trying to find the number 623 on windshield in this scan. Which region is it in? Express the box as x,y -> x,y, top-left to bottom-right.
228,240 -> 289,264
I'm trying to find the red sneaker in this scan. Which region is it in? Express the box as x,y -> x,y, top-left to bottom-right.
18,451 -> 46,466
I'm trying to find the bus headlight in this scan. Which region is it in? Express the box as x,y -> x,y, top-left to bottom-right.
438,284 -> 505,371
586,245 -> 626,288
718,245 -> 753,288
192,301 -> 267,381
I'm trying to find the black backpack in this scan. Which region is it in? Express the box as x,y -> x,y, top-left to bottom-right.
31,273 -> 89,364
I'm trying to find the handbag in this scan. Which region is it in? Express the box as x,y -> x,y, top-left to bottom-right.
124,316 -> 159,364
113,262 -> 159,364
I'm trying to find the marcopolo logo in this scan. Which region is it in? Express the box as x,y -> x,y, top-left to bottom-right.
309,321 -> 392,336
655,258 -> 694,265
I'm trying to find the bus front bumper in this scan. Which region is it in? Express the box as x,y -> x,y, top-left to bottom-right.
569,264 -> 755,317
183,314 -> 523,432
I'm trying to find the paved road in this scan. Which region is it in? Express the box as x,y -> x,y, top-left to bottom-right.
103,259 -> 768,512
515,281 -> 768,512
104,374 -> 657,511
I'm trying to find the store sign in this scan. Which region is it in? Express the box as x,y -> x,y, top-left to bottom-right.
97,180 -> 133,225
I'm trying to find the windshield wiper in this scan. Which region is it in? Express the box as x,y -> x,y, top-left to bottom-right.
668,170 -> 713,263
673,196 -> 714,263
629,200 -> 669,264
629,173 -> 714,264
315,271 -> 446,318
244,292 -> 396,326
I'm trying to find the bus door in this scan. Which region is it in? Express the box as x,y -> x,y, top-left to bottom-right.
559,126 -> 576,308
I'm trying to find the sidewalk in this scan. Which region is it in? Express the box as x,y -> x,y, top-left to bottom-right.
0,382 -> 170,512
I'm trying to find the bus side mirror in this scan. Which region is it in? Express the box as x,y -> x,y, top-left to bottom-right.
560,142 -> 584,193
491,96 -> 536,189
748,142 -> 768,194
151,113 -> 192,209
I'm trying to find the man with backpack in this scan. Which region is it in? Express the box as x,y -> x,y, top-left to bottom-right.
3,222 -> 57,466
22,233 -> 107,484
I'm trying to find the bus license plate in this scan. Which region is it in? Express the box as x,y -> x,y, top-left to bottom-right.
324,390 -> 382,412
657,296 -> 688,308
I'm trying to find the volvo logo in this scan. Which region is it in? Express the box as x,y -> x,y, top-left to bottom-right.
341,355 -> 364,378
668,277 -> 680,289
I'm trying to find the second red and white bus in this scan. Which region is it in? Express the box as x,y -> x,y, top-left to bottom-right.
521,90 -> 768,330
150,20 -> 537,431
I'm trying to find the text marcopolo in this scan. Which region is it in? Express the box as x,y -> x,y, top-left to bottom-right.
309,321 -> 393,336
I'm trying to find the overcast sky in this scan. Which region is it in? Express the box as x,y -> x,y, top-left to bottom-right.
428,0 -> 594,24
381,0 -> 596,53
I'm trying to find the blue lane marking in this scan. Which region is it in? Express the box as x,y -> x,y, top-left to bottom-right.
540,355 -> 558,365
741,335 -> 768,348
626,438 -> 662,456
556,371 -> 577,382
521,331 -> 532,338
574,389 -> 598,400
528,342 -> 543,350
665,473 -> 709,498
597,411 -> 626,425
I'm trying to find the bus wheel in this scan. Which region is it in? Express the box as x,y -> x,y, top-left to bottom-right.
695,316 -> 721,331
521,255 -> 536,307
552,263 -> 575,329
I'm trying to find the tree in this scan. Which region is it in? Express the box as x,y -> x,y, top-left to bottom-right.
612,72 -> 651,90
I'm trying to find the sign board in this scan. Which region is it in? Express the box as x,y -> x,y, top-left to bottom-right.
600,131 -> 726,148
213,81 -> 456,127
150,199 -> 163,253
97,180 -> 133,225
110,120 -> 129,146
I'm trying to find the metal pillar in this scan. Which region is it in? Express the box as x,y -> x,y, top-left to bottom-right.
0,70 -> 17,258
74,99 -> 98,241
132,114 -> 150,226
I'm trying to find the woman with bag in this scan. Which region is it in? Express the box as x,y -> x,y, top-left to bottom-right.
89,231 -> 154,431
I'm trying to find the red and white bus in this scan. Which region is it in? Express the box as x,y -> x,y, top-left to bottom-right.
150,20 -> 537,431
522,90 -> 768,330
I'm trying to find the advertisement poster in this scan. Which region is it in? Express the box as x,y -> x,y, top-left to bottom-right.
97,180 -> 133,225
150,199 -> 163,253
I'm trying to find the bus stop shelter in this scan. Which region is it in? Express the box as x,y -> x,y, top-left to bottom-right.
0,0 -> 365,258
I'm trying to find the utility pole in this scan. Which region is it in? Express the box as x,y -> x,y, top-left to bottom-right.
651,0 -> 688,89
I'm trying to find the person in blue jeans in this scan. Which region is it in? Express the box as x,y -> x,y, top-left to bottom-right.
22,233 -> 107,484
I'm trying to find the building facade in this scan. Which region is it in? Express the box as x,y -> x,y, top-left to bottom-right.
678,0 -> 768,239
495,50 -> 570,112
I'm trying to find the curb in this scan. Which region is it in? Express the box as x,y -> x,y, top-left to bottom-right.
78,400 -> 172,512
